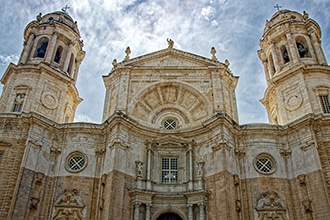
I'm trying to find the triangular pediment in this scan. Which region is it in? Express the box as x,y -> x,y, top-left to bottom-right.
118,48 -> 222,68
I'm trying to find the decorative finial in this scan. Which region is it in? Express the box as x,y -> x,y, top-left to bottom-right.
274,4 -> 282,11
210,47 -> 217,61
303,11 -> 309,20
112,59 -> 117,67
167,38 -> 174,49
36,13 -> 42,22
62,5 -> 70,14
124,47 -> 131,61
224,59 -> 230,67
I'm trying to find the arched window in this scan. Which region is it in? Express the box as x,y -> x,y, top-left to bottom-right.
34,37 -> 48,58
280,45 -> 290,63
54,46 -> 63,63
67,53 -> 74,75
295,37 -> 310,58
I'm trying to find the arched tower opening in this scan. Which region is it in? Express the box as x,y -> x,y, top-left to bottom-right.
0,11 -> 85,123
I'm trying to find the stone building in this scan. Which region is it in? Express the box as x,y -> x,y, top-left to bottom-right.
0,9 -> 330,220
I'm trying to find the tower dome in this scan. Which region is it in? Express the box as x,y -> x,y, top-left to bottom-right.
19,11 -> 85,80
259,10 -> 330,125
0,11 -> 85,123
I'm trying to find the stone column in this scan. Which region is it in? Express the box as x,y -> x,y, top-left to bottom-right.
196,161 -> 205,190
188,145 -> 193,190
286,33 -> 299,63
133,202 -> 141,220
211,69 -> 224,112
19,33 -> 35,64
199,203 -> 205,220
116,72 -> 130,113
45,33 -> 58,63
146,146 -> 152,190
63,43 -> 74,74
187,204 -> 193,220
270,44 -> 280,72
145,203 -> 151,220
310,32 -> 327,64
73,58 -> 83,82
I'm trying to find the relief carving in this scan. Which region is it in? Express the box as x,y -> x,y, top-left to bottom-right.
53,189 -> 85,220
256,191 -> 287,220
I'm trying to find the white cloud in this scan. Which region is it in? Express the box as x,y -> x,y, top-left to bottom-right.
200,6 -> 216,21
74,113 -> 97,123
0,0 -> 330,125
0,53 -> 19,66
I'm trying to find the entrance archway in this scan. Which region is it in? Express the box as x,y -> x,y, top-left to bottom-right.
156,212 -> 183,220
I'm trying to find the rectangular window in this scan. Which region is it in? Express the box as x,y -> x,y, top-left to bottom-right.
12,94 -> 25,112
320,95 -> 330,113
162,157 -> 178,183
0,152 -> 3,164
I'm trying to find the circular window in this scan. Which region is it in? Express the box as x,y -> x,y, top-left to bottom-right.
254,154 -> 276,175
163,119 -> 177,130
65,152 -> 87,172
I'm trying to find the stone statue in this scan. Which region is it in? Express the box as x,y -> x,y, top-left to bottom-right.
167,38 -> 174,49
135,161 -> 143,177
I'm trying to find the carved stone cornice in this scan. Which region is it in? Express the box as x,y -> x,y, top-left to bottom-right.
212,141 -> 230,152
300,141 -> 315,151
234,148 -> 246,158
50,147 -> 61,157
109,140 -> 129,151
280,148 -> 292,157
95,148 -> 106,156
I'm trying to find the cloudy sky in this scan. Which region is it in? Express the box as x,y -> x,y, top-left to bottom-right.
0,0 -> 329,125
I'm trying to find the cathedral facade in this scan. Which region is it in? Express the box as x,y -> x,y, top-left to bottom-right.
0,9 -> 330,220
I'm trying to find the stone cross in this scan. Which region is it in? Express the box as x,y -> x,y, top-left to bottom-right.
62,5 -> 70,13
274,4 -> 282,11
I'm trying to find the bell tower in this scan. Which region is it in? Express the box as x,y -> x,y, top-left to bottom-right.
0,11 -> 85,123
259,10 -> 330,125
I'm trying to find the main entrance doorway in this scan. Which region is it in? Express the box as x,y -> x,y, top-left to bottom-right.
156,212 -> 182,220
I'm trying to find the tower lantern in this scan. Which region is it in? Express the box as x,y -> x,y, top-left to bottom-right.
0,11 -> 85,123
259,10 -> 330,125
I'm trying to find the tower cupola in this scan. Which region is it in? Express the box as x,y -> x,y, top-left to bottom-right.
19,11 -> 85,81
0,11 -> 85,123
259,10 -> 330,125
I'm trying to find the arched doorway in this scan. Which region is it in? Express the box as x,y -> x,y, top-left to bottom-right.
157,212 -> 183,220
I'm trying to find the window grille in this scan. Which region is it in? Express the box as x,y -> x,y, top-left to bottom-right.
65,152 -> 87,172
320,95 -> 330,113
162,157 -> 178,183
164,119 -> 177,130
254,154 -> 276,175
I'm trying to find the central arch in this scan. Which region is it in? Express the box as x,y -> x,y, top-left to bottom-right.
152,207 -> 187,220
156,212 -> 182,220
